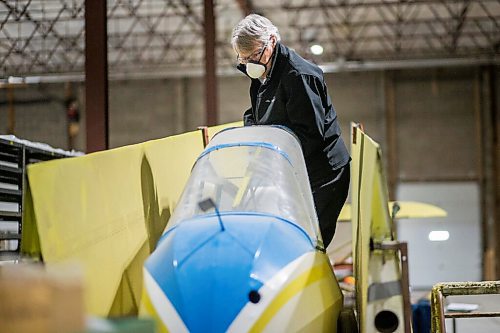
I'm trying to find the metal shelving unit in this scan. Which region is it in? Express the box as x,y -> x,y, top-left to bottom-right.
0,137 -> 71,261
0,138 -> 24,261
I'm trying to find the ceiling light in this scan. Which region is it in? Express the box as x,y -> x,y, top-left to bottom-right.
310,44 -> 324,55
428,230 -> 450,242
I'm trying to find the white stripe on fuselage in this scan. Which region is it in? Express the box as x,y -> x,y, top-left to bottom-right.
144,268 -> 189,333
226,251 -> 318,332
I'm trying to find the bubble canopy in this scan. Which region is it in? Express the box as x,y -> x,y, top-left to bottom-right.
167,125 -> 322,246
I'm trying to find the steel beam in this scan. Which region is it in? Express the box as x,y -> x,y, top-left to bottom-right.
384,71 -> 398,200
204,0 -> 218,126
494,66 -> 500,280
477,65 -> 499,279
234,0 -> 254,16
2,0 -> 498,76
7,87 -> 15,134
9,57 -> 498,83
484,66 -> 499,279
282,0 -> 500,10
84,0 -> 108,152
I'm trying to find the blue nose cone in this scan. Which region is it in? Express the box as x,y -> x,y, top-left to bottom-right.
145,213 -> 314,332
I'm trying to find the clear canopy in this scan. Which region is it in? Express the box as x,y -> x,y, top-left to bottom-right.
168,126 -> 322,245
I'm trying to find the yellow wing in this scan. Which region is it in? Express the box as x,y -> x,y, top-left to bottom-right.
338,201 -> 447,222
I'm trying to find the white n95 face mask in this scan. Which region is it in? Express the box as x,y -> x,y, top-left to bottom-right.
244,41 -> 270,79
246,62 -> 266,79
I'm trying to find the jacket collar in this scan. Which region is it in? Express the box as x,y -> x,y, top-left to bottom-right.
265,41 -> 280,80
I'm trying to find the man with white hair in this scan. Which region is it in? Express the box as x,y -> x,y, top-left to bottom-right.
232,14 -> 351,248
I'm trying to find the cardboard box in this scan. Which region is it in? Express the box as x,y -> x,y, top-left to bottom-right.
0,264 -> 84,333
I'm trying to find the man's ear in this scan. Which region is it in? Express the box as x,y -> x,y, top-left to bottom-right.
271,36 -> 277,47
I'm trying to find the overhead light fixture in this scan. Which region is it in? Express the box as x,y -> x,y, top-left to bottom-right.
310,44 -> 324,55
428,230 -> 450,242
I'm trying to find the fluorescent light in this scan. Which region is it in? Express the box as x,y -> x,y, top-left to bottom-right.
310,44 -> 324,55
429,231 -> 449,241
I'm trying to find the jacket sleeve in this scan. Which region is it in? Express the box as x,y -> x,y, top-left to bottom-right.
243,107 -> 256,126
285,73 -> 327,157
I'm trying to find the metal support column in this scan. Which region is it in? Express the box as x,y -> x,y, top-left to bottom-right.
479,65 -> 499,279
486,66 -> 499,279
493,66 -> 500,280
385,70 -> 398,200
204,0 -> 218,126
235,0 -> 254,16
7,87 -> 15,135
85,0 -> 109,152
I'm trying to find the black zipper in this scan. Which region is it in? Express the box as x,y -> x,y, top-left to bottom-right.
255,80 -> 271,122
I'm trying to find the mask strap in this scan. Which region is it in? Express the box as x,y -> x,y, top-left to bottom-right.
255,41 -> 268,64
263,40 -> 277,67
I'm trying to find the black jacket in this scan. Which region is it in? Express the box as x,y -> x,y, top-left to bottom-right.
238,42 -> 350,186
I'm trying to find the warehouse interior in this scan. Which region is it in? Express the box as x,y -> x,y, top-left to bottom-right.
0,1 -> 499,332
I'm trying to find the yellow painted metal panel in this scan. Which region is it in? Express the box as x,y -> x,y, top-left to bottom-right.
143,131 -> 205,242
351,125 -> 378,333
390,201 -> 447,219
339,202 -> 447,221
20,185 -> 41,257
207,121 -> 243,141
351,123 -> 413,332
26,144 -> 148,316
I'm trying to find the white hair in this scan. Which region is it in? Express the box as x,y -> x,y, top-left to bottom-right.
231,14 -> 281,54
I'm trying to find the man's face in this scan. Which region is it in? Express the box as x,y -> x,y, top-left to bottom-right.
236,37 -> 275,65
